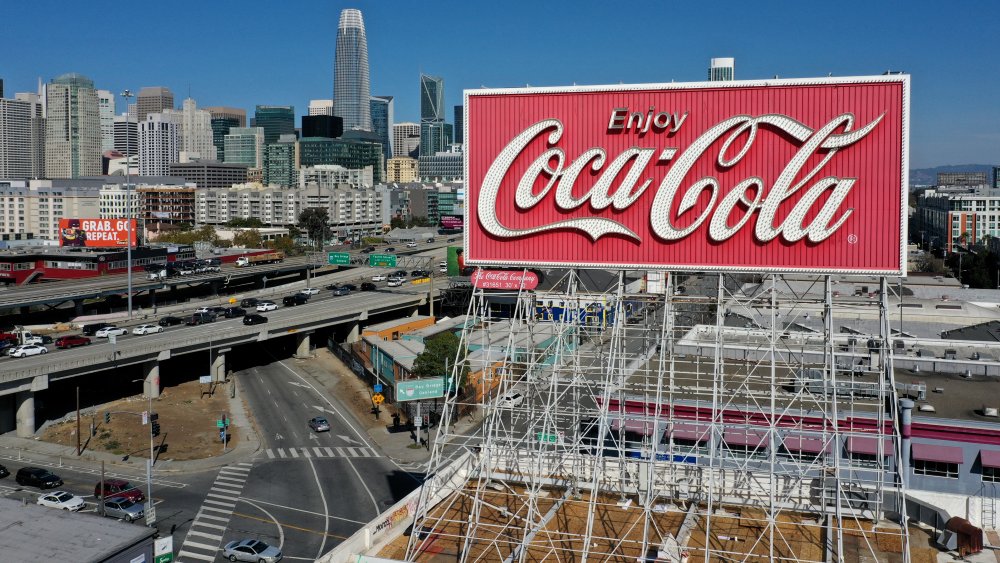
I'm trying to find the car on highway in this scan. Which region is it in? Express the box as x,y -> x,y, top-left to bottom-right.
256,301 -> 277,312
384,246 -> 396,252
55,335 -> 91,349
8,344 -> 48,358
0,341 -> 15,355
81,322 -> 115,336
308,416 -> 331,432
158,316 -> 184,327
371,274 -> 387,282
497,391 -> 525,408
102,497 -> 144,522
406,242 -> 418,248
243,314 -> 268,326
360,282 -> 377,291
186,312 -> 216,325
16,467 -> 63,489
361,246 -> 376,253
330,286 -> 351,296
387,277 -> 403,287
427,237 -> 436,243
0,464 -> 8,479
132,324 -> 163,335
447,238 -> 455,242
299,287 -> 320,296
282,294 -> 309,307
340,283 -> 357,291
195,306 -> 227,315
37,491 -> 86,511
223,307 -> 247,318
95,479 -> 145,503
410,269 -> 430,278
241,297 -> 260,308
95,326 -> 127,338
223,539 -> 283,563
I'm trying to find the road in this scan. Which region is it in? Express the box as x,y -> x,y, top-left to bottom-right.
174,359 -> 420,562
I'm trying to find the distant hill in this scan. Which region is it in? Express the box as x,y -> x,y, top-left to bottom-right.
910,164 -> 996,189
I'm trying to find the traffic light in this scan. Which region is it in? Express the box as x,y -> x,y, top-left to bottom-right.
104,412 -> 110,424
151,422 -> 161,437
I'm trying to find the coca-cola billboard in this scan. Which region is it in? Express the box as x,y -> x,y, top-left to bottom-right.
464,77 -> 908,274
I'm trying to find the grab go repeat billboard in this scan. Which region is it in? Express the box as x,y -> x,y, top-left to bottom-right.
463,76 -> 908,274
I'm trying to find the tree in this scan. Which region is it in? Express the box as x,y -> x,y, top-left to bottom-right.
287,225 -> 303,240
267,235 -> 297,255
409,216 -> 432,227
390,216 -> 407,229
298,208 -> 330,247
412,332 -> 469,391
232,229 -> 263,248
226,218 -> 264,228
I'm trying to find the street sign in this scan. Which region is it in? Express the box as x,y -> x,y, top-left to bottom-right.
369,253 -> 397,267
395,377 -> 445,402
372,393 -> 385,405
154,536 -> 174,563
374,383 -> 383,393
537,432 -> 562,444
108,334 -> 117,345
328,252 -> 351,265
199,375 -> 212,384
146,504 -> 156,525
142,411 -> 148,425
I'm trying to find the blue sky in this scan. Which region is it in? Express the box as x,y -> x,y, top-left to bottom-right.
2,0 -> 996,168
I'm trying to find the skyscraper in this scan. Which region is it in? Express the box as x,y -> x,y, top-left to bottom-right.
45,73 -> 101,178
333,8 -> 371,131
420,74 -> 446,156
264,134 -> 297,187
393,122 -> 420,158
709,57 -> 735,81
137,86 -> 174,121
138,113 -> 179,176
224,127 -> 265,169
205,106 -> 246,162
0,96 -> 36,178
98,90 -> 115,152
309,99 -> 334,116
254,105 -> 295,145
176,98 -> 217,161
113,114 -> 137,157
370,95 -> 394,162
15,93 -> 46,179
454,105 -> 464,145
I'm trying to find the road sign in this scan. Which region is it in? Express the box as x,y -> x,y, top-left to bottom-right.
372,393 -> 385,405
369,253 -> 397,267
146,504 -> 157,525
373,383 -> 383,393
142,411 -> 148,425
537,432 -> 563,444
395,377 -> 445,402
199,375 -> 212,384
154,537 -> 174,563
328,252 -> 351,265
108,334 -> 117,345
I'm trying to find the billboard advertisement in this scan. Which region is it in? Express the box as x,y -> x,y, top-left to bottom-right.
59,218 -> 136,248
464,76 -> 908,274
440,214 -> 464,231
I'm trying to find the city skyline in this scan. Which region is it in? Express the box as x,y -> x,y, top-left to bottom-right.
2,0 -> 997,168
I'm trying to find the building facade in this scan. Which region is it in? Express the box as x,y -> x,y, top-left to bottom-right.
98,183 -> 140,220
136,86 -> 173,122
176,98 -> 217,161
0,178 -> 101,238
224,127 -> 265,169
138,113 -> 179,177
136,185 -> 196,229
253,105 -> 295,145
113,115 -> 138,157
308,99 -> 334,116
45,73 -> 102,178
299,164 -> 373,190
916,187 -> 1000,252
418,149 -> 462,183
938,172 -> 990,186
453,105 -> 463,145
419,74 -> 446,156
15,93 -> 46,179
370,95 -> 393,162
263,134 -> 297,188
709,57 -> 735,81
302,115 -> 343,139
393,122 -> 420,158
333,8 -> 372,131
168,161 -> 248,189
0,96 -> 39,179
298,137 -> 384,183
386,157 -> 418,183
97,89 -> 115,153
205,106 -> 247,162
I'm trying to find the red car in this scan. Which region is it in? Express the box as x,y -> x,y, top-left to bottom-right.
55,335 -> 91,349
95,479 -> 145,503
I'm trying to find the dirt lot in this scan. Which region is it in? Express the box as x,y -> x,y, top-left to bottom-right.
41,380 -> 239,461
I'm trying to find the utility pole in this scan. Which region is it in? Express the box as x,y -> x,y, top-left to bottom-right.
121,89 -> 135,320
76,386 -> 81,456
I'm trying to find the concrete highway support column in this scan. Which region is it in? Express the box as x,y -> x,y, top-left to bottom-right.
19,305 -> 29,316
345,322 -> 361,344
211,349 -> 227,383
294,332 -> 312,358
210,280 -> 220,295
143,360 -> 161,399
148,289 -> 157,313
74,299 -> 84,317
15,391 -> 35,438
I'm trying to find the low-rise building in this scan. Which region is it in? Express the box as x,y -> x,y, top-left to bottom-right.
915,186 -> 1000,252
299,164 -> 373,190
386,157 -> 418,183
168,161 -> 249,189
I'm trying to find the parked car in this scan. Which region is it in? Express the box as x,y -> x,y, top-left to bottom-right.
331,286 -> 350,296
132,324 -> 163,335
223,307 -> 247,318
282,294 -> 309,307
16,467 -> 63,489
256,301 -> 277,312
95,479 -> 145,502
243,314 -> 268,326
387,277 -> 403,287
8,344 -> 47,358
186,312 -> 216,325
158,316 -> 184,327
102,497 -> 144,522
360,282 -> 377,291
240,297 -> 260,308
308,417 -> 331,432
371,274 -> 387,282
95,326 -> 127,338
81,322 -> 114,336
37,491 -> 85,511
427,238 -> 436,243
497,391 -> 525,408
222,539 -> 282,563
299,287 -> 320,296
55,335 -> 91,349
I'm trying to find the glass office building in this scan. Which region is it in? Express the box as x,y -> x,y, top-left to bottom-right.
333,8 -> 372,131
299,137 -> 384,184
253,105 -> 295,145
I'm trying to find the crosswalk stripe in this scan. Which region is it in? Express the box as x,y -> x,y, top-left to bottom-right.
277,448 -> 287,458
181,539 -> 218,552
238,462 -> 252,467
313,447 -> 325,456
299,447 -> 311,458
349,447 -> 361,457
324,447 -> 335,456
289,448 -> 299,458
196,512 -> 230,523
210,486 -> 241,495
226,464 -> 252,472
266,449 -> 275,459
177,549 -> 216,561
207,492 -> 236,501
187,530 -> 224,542
204,499 -> 237,508
200,505 -> 232,515
192,521 -> 227,531
216,476 -> 245,484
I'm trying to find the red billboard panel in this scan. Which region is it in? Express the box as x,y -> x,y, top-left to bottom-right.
464,77 -> 908,274
471,269 -> 540,290
59,218 -> 136,248
440,214 -> 464,231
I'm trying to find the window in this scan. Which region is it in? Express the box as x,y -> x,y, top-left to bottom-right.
913,459 -> 958,478
984,467 -> 1000,483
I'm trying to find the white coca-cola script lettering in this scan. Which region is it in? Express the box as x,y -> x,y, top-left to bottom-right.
477,113 -> 883,244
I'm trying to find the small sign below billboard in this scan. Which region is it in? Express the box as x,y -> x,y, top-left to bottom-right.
471,268 -> 540,290
395,377 -> 445,402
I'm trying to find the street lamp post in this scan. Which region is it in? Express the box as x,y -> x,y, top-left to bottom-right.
121,89 -> 135,320
131,378 -> 153,522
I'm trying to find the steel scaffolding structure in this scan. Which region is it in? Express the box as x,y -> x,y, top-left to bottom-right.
406,271 -> 911,563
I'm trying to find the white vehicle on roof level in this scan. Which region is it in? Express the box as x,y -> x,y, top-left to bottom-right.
406,242 -> 417,248
132,324 -> 163,335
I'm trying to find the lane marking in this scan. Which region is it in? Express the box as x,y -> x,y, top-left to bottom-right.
343,457 -> 380,515
305,456 -> 330,558
231,510 -> 350,540
237,496 -> 368,524
177,550 -> 215,561
276,360 -> 376,450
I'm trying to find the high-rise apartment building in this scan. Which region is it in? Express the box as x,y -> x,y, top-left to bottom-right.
370,95 -> 394,162
98,90 -> 115,152
114,114 -> 138,156
138,113 -> 179,176
224,127 -> 265,169
264,134 -> 297,188
175,98 -> 216,162
454,105 -> 464,145
205,106 -> 246,162
393,122 -> 420,158
993,167 -> 1000,190
309,99 -> 334,116
136,86 -> 174,121
0,94 -> 44,179
333,8 -> 372,131
45,73 -> 102,178
709,57 -> 735,81
254,105 -> 295,145
420,74 -> 446,156
14,93 -> 46,179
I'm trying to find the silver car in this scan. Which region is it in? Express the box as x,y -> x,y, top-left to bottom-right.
102,497 -> 145,522
222,539 -> 282,562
